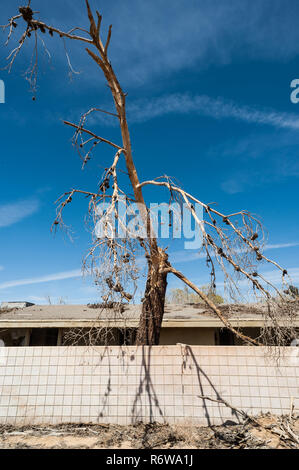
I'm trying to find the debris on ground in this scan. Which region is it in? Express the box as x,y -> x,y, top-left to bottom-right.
0,413 -> 298,449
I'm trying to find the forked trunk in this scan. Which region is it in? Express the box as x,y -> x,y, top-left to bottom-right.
136,250 -> 168,345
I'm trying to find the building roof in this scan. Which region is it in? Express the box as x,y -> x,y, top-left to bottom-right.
0,302 -> 298,328
0,301 -> 34,309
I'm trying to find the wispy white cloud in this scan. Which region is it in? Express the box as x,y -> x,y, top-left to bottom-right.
263,267 -> 299,286
213,131 -> 299,194
0,269 -> 82,290
0,266 -> 4,272
170,242 -> 299,264
127,93 -> 299,130
221,178 -> 246,195
265,243 -> 299,250
0,199 -> 40,228
208,131 -> 299,162
27,295 -> 50,303
236,267 -> 299,288
189,267 -> 299,293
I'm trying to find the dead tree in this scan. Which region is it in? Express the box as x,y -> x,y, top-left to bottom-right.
2,1 -> 297,346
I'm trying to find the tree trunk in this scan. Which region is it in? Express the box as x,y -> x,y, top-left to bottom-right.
135,249 -> 168,345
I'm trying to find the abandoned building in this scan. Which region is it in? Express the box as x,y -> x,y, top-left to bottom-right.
0,301 -> 298,347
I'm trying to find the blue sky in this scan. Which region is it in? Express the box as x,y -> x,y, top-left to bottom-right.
0,0 -> 298,304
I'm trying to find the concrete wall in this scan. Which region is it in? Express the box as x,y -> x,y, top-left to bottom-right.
0,346 -> 298,426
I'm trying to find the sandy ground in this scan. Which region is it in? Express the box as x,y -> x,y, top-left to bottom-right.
0,414 -> 298,449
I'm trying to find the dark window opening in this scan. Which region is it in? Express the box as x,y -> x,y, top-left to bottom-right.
119,328 -> 137,345
218,328 -> 235,345
30,328 -> 58,346
0,328 -> 29,346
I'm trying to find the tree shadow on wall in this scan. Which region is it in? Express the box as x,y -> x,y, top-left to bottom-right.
131,345 -> 164,424
95,344 -> 241,430
182,345 -> 241,427
96,345 -> 164,425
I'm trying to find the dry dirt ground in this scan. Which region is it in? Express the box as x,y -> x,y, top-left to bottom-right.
0,414 -> 298,449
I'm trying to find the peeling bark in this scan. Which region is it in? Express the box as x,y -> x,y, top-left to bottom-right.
136,249 -> 169,345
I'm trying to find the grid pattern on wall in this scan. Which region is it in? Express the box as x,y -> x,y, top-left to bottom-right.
0,346 -> 298,425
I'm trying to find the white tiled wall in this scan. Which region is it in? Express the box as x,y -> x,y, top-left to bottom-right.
0,346 -> 298,425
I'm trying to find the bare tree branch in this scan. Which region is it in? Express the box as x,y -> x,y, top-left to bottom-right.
168,265 -> 260,345
63,120 -> 124,151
